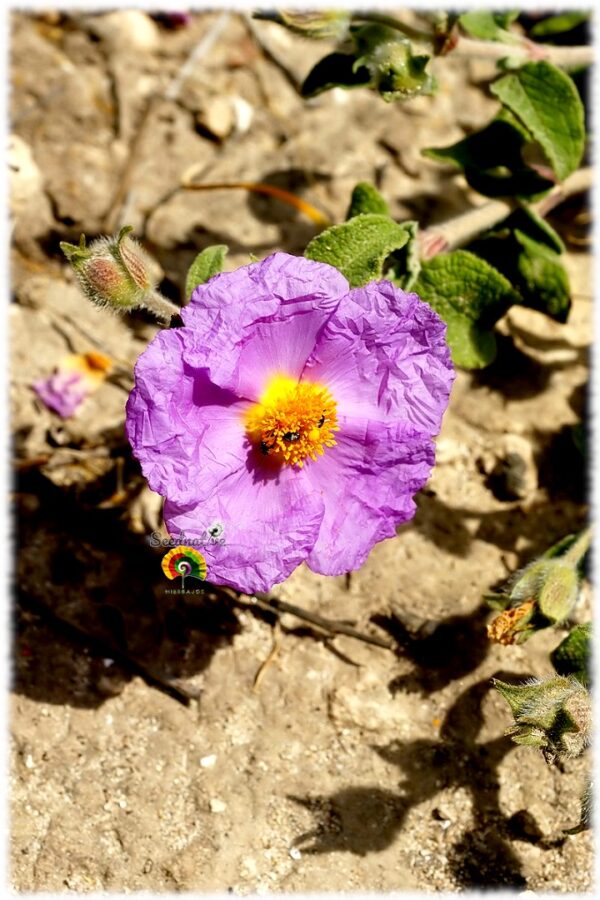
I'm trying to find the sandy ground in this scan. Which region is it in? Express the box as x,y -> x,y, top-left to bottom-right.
10,10 -> 592,892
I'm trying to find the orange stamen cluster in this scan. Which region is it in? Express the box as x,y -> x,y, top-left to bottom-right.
245,376 -> 338,468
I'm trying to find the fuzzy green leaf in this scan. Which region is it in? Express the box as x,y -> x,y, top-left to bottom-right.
346,182 -> 389,218
185,245 -> 228,299
386,220 -> 421,291
414,250 -> 520,368
305,213 -> 411,287
468,217 -> 571,323
514,230 -> 571,321
551,622 -> 591,685
490,62 -> 585,181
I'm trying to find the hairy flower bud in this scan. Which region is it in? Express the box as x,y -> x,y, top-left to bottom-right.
494,675 -> 591,762
510,558 -> 580,624
61,227 -> 179,323
487,528 -> 591,643
60,227 -> 156,310
254,9 -> 351,41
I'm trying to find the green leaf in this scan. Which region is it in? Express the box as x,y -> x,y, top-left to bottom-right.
423,114 -> 555,199
494,11 -> 520,29
551,622 -> 591,685
301,52 -> 371,98
490,62 -> 585,181
530,12 -> 589,39
467,211 -> 570,323
185,245 -> 228,299
414,251 -> 520,368
305,213 -> 411,287
385,220 -> 421,291
503,206 -> 565,254
346,182 -> 389,218
514,230 -> 571,321
459,11 -> 520,42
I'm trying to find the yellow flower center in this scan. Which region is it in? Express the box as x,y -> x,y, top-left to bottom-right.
245,375 -> 338,468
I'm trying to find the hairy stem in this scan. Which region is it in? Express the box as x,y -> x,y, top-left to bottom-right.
451,36 -> 594,69
420,165 -> 593,258
352,11 -> 434,43
563,526 -> 592,567
248,592 -> 396,651
142,289 -> 181,324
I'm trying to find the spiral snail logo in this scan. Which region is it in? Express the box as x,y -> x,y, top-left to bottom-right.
161,545 -> 208,589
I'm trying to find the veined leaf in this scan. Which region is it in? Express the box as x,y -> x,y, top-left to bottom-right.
305,213 -> 411,287
490,62 -> 585,181
185,245 -> 228,299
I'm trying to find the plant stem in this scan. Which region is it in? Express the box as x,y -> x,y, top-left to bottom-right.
563,526 -> 592,567
248,592 -> 396,651
352,11 -> 434,44
420,165 -> 593,258
450,36 -> 594,69
142,289 -> 181,324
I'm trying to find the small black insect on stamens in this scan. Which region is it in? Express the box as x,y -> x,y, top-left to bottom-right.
260,441 -> 274,455
283,431 -> 300,442
317,415 -> 325,428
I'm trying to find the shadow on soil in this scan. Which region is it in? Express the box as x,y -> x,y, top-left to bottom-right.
469,330 -> 588,402
411,491 -> 587,565
288,674 -> 564,888
13,467 -> 244,708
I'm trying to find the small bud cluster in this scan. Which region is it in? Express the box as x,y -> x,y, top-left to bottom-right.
486,528 -> 591,644
494,675 -> 591,763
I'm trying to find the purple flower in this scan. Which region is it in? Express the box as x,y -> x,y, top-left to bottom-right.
126,252 -> 454,593
34,352 -> 113,418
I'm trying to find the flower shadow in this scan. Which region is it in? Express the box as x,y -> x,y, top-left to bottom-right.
288,674 -> 552,888
371,603 -> 492,696
14,468 -> 242,708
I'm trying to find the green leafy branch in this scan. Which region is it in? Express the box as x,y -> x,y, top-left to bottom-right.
252,9 -> 593,104
489,530 -> 592,834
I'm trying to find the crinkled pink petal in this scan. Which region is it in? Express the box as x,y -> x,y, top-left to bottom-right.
126,329 -> 251,507
164,465 -> 324,594
303,416 -> 435,575
181,252 -> 348,400
303,280 -> 454,432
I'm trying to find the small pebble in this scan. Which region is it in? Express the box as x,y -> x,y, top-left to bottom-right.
200,754 -> 217,768
24,754 -> 35,769
210,798 -> 227,814
289,847 -> 302,860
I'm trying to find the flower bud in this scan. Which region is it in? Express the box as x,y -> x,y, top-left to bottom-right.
537,561 -> 579,623
487,529 -> 590,644
494,675 -> 591,761
254,10 -> 351,41
60,227 -> 156,311
353,27 -> 434,102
